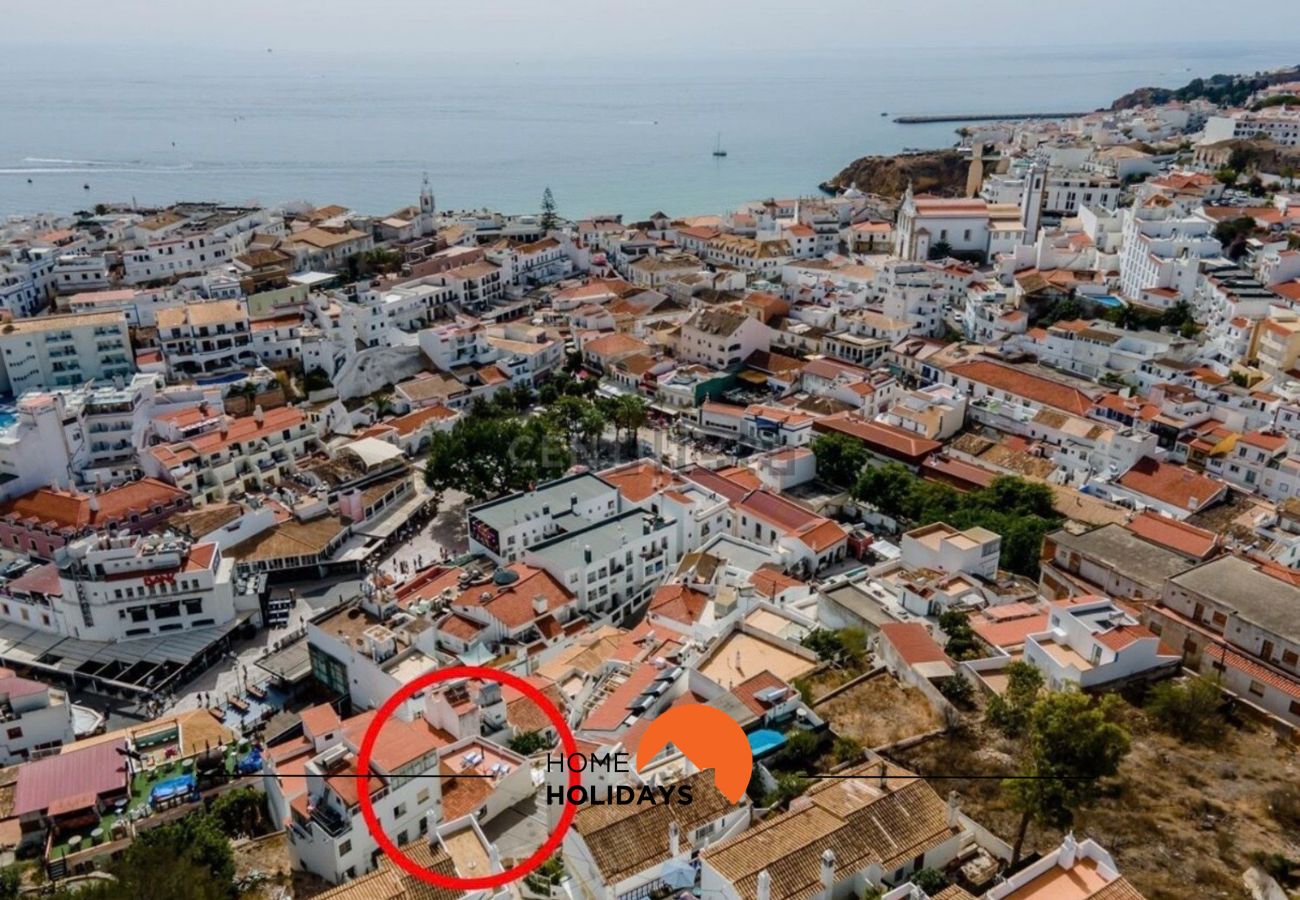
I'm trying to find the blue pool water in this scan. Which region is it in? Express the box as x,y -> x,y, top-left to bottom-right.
195,372 -> 248,386
1090,295 -> 1125,308
747,729 -> 786,757
150,774 -> 196,804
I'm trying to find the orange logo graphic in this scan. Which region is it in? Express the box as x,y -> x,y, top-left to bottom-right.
635,705 -> 753,803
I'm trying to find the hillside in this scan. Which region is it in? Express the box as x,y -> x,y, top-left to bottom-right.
1111,64 -> 1300,110
821,149 -> 969,200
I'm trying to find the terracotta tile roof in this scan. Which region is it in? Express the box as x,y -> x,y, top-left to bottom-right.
0,478 -> 188,531
812,412 -> 941,463
729,670 -> 792,718
969,608 -> 1050,650
703,761 -> 954,900
1239,430 -> 1288,452
948,359 -> 1101,416
300,703 -> 342,738
1117,457 -> 1226,513
585,332 -> 650,359
573,769 -> 738,885
1094,622 -> 1158,651
453,563 -> 573,630
1125,511 -> 1219,560
580,664 -> 661,733
649,583 -> 711,624
879,623 -> 951,667
749,565 -> 805,598
599,460 -> 684,503
438,612 -> 487,641
340,710 -> 453,774
388,405 -> 458,435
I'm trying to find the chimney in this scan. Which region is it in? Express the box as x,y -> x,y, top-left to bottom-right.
877,761 -> 888,790
819,849 -> 835,894
946,790 -> 960,828
532,594 -> 547,615
757,870 -> 772,900
253,404 -> 265,426
584,544 -> 592,564
668,821 -> 680,858
1058,832 -> 1078,869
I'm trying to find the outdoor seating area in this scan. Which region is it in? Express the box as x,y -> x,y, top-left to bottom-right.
46,742 -> 252,861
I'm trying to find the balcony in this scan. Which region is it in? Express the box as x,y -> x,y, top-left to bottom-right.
310,802 -> 352,838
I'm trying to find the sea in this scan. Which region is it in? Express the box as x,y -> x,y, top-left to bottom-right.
0,41 -> 1296,221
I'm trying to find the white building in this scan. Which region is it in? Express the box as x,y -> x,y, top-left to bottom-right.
0,311 -> 133,395
678,307 -> 770,370
1118,206 -> 1222,304
7,532 -> 241,643
1203,107 -> 1300,147
156,300 -> 256,379
1024,595 -> 1179,691
894,190 -> 992,262
0,670 -> 74,764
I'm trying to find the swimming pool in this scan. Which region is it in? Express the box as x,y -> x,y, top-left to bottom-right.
747,729 -> 787,757
1089,295 -> 1125,308
195,372 -> 249,386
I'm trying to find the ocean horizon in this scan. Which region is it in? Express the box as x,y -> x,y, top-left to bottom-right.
1,40 -> 1296,221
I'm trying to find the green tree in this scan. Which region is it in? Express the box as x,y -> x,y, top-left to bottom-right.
0,866 -> 19,900
812,433 -> 869,488
986,660 -> 1044,737
937,674 -> 975,708
547,395 -> 593,448
209,787 -> 269,839
928,239 -> 953,260
1214,167 -> 1239,187
855,467 -> 1061,577
911,867 -> 948,895
113,814 -> 236,899
852,462 -> 918,520
540,187 -> 558,232
426,409 -> 571,502
1214,215 -> 1257,261
508,731 -> 551,755
763,772 -> 810,808
938,609 -> 981,660
610,394 -> 648,451
1006,691 -> 1130,865
1146,675 -> 1224,745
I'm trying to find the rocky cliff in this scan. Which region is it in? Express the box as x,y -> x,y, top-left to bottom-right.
821,149 -> 969,200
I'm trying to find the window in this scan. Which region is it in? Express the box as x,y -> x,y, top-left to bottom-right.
393,803 -> 407,818
1248,680 -> 1265,698
339,840 -> 352,855
6,727 -> 21,740
416,789 -> 430,804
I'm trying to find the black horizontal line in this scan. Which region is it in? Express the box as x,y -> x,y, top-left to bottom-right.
807,774 -> 1095,781
263,772 -> 497,779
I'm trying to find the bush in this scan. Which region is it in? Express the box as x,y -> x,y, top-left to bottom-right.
1267,785 -> 1300,831
912,867 -> 948,894
986,661 -> 1043,737
1146,676 -> 1224,745
508,731 -> 551,755
938,609 -> 982,661
762,772 -> 810,809
832,736 -> 863,765
209,787 -> 269,839
937,675 -> 975,708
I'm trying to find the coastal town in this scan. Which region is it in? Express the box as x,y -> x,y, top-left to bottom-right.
0,65 -> 1298,900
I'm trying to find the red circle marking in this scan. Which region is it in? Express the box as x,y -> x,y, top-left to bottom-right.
356,665 -> 579,890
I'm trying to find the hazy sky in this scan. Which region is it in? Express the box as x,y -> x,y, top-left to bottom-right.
5,0 -> 1300,58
